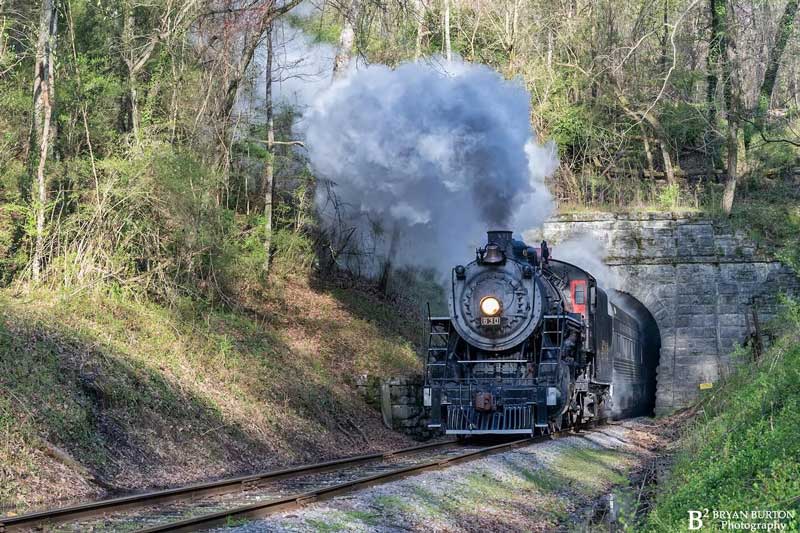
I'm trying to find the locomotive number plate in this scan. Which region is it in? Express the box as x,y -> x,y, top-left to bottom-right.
480,317 -> 501,326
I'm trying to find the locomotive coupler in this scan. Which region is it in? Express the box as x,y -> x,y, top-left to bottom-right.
474,391 -> 496,412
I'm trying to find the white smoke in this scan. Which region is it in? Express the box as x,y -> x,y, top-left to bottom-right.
546,234 -> 620,290
290,0 -> 324,18
302,58 -> 558,275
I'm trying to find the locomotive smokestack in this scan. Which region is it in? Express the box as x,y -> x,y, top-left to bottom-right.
487,230 -> 513,251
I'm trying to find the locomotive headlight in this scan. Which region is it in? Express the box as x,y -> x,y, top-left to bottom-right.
480,296 -> 502,316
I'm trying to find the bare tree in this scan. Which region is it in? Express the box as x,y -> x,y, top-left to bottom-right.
30,0 -> 57,281
719,0 -> 797,214
414,0 -> 426,58
218,0 -> 304,118
705,0 -> 724,173
443,0 -> 451,61
333,0 -> 360,79
263,21 -> 274,273
611,81 -> 677,186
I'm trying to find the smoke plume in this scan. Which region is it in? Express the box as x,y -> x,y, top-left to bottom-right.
544,234 -> 620,290
302,58 -> 558,274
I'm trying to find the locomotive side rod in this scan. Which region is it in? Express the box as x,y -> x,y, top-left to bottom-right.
0,440 -> 456,532
138,423 -> 599,533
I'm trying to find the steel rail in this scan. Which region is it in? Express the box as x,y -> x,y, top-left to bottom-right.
0,440 -> 455,532
139,425 -> 593,533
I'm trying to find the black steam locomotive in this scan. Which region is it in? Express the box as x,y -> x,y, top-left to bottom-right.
423,230 -> 657,435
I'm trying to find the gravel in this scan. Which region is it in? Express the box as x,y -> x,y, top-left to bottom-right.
216,418 -> 671,532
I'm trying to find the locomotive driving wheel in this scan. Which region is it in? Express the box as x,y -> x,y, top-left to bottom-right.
547,415 -> 562,436
565,409 -> 578,429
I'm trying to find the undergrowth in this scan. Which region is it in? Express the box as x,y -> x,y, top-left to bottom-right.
721,177 -> 800,273
643,298 -> 800,531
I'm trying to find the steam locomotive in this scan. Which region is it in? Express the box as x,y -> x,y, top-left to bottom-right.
423,230 -> 657,435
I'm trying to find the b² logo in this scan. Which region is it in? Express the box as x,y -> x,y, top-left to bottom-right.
688,510 -> 705,530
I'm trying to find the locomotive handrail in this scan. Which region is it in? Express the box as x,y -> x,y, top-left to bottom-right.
456,359 -> 529,363
543,314 -> 583,325
429,378 -> 538,385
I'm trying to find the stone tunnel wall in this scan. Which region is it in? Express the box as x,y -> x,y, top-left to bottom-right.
541,212 -> 800,415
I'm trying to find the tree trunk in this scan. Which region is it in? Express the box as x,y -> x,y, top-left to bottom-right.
747,0 -> 799,146
121,2 -> 140,139
660,0 -> 668,73
31,0 -> 57,282
507,0 -> 519,67
705,0 -> 723,173
414,0 -> 425,59
65,0 -> 99,204
378,225 -> 400,296
263,23 -> 274,273
333,0 -> 359,80
719,0 -> 739,215
613,87 -> 676,185
657,135 -> 675,185
722,118 -> 738,214
0,0 -> 7,63
443,0 -> 452,61
641,126 -> 656,178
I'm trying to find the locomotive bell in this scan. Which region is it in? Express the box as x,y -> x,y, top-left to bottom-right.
482,244 -> 505,264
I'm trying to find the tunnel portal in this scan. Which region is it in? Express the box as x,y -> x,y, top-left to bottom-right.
543,213 -> 800,414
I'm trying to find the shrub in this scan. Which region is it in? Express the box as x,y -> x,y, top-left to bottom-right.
657,183 -> 681,210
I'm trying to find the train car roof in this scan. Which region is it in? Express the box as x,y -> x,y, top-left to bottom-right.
544,258 -> 598,284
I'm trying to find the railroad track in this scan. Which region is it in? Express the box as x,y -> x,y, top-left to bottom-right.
1,424 -> 596,532
0,440 -> 456,532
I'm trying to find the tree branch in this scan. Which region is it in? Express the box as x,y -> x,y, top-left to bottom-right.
739,117 -> 800,147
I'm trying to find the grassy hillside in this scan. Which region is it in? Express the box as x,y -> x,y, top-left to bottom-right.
0,277 -> 421,512
643,299 -> 800,531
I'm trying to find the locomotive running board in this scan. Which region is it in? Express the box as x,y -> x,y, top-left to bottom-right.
445,429 -> 533,435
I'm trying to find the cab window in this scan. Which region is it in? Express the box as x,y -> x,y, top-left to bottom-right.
574,285 -> 585,304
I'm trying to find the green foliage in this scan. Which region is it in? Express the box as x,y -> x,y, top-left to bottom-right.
548,104 -> 601,156
717,176 -> 800,273
0,201 -> 28,284
659,102 -> 706,149
287,12 -> 342,45
644,300 -> 800,532
657,183 -> 682,210
271,228 -> 314,272
750,129 -> 800,173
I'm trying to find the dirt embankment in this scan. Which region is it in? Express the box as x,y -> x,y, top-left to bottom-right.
0,277 -> 422,514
